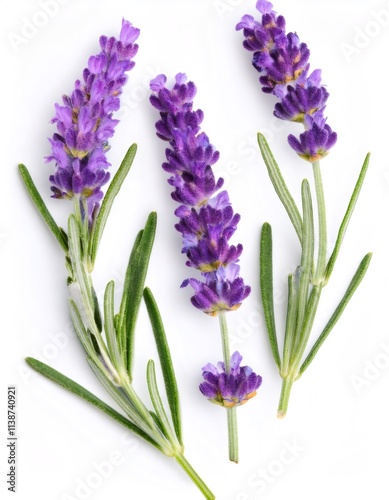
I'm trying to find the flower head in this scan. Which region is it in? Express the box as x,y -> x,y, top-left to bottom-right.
182,265 -> 250,316
199,352 -> 262,407
150,74 -> 250,315
237,1 -> 337,162
46,19 -> 139,219
288,122 -> 337,162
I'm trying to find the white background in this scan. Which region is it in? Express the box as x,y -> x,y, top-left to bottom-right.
2,0 -> 389,499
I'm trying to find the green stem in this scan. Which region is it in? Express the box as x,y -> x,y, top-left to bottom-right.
219,311 -> 238,462
219,311 -> 231,371
278,285 -> 322,416
312,161 -> 327,284
175,453 -> 215,499
277,376 -> 294,419
227,407 -> 238,463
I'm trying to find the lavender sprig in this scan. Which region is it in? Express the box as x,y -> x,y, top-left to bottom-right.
150,74 -> 260,462
19,21 -> 214,499
237,1 -> 371,417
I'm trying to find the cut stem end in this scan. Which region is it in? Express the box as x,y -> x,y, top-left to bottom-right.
277,376 -> 294,419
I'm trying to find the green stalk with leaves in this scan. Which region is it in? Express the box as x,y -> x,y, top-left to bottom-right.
19,144 -> 214,498
237,1 -> 372,417
258,135 -> 371,417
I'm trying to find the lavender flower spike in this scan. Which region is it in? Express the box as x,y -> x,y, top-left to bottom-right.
151,75 -> 258,462
200,352 -> 262,408
236,1 -> 337,162
46,19 -> 139,219
150,74 -> 250,315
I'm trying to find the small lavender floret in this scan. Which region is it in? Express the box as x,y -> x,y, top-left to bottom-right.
46,19 -> 139,217
274,85 -> 329,124
182,264 -> 250,316
150,74 -> 250,315
288,123 -> 337,162
199,351 -> 262,407
237,0 -> 337,162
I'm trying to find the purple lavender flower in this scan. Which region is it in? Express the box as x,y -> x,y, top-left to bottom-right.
182,264 -> 250,316
288,122 -> 337,162
150,74 -> 250,315
236,0 -> 337,162
46,19 -> 139,218
199,352 -> 262,407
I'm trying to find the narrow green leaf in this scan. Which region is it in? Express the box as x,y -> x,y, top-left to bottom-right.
281,272 -> 298,377
292,180 -> 315,354
143,287 -> 182,445
103,281 -> 123,372
324,153 -> 370,284
257,133 -> 303,243
259,223 -> 281,369
146,359 -> 177,446
117,212 -> 157,378
149,411 -> 166,435
114,313 -> 121,337
117,229 -> 144,354
68,299 -> 97,361
89,144 -> 137,265
59,227 -> 68,244
18,164 -> 68,252
298,252 -> 372,377
91,286 -> 103,333
25,357 -> 161,450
